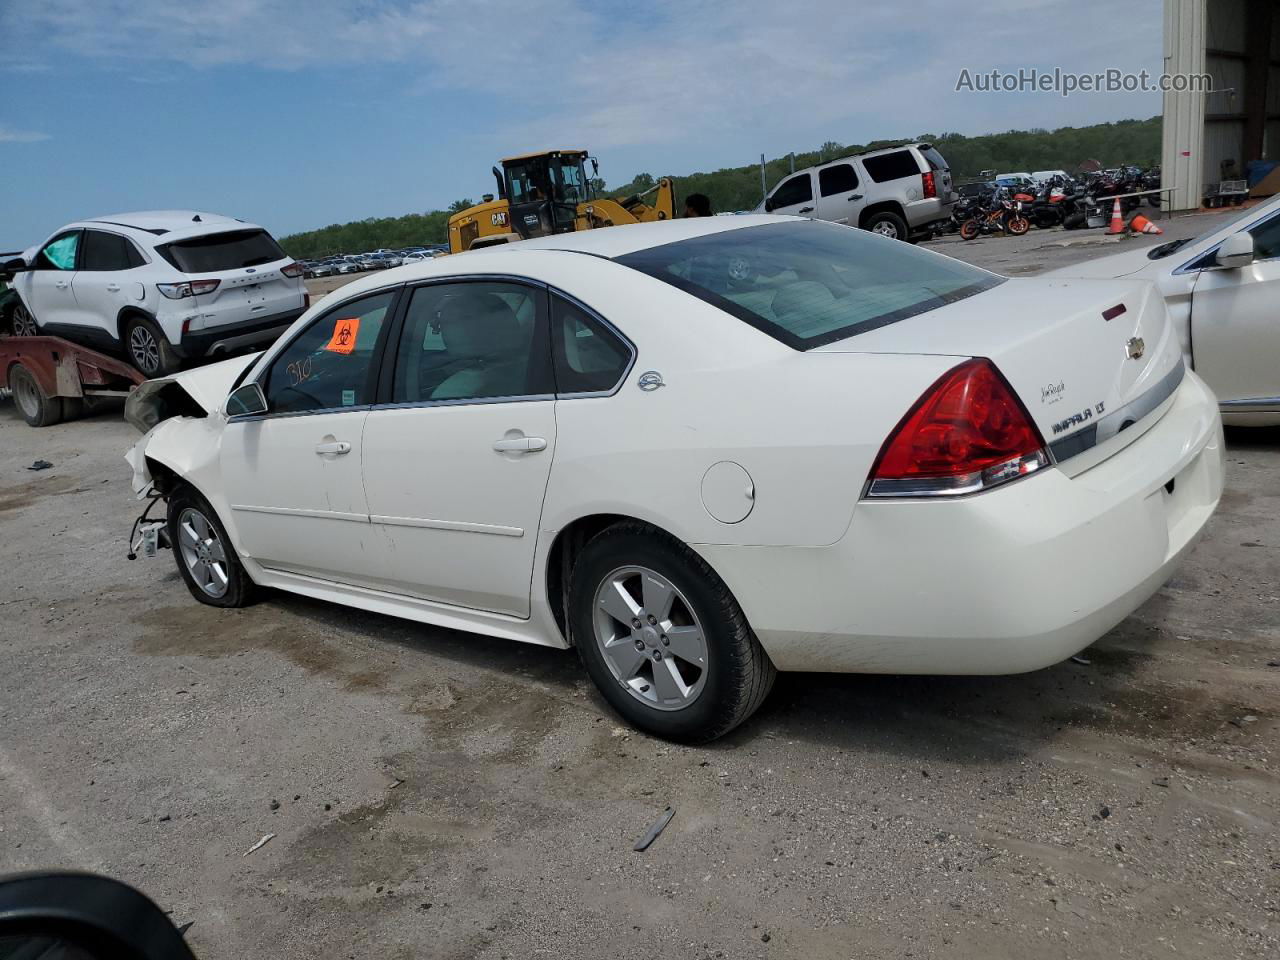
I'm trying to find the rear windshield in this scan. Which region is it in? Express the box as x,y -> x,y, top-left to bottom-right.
156,229 -> 285,273
617,220 -> 1003,350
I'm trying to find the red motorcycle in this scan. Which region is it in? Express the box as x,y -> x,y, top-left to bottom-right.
960,197 -> 1030,240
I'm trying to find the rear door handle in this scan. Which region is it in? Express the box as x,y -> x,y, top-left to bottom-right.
848,194 -> 864,201
315,441 -> 351,455
105,283 -> 121,292
798,206 -> 814,214
493,436 -> 547,453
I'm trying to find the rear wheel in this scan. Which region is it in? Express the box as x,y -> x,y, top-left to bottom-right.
863,211 -> 908,241
959,219 -> 981,241
168,486 -> 257,608
10,302 -> 37,337
124,316 -> 181,378
570,523 -> 775,742
8,364 -> 63,427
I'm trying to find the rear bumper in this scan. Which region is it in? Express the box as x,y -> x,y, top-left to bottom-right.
173,308 -> 302,358
695,371 -> 1225,675
904,197 -> 956,229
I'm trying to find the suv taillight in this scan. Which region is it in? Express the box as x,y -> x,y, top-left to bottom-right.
280,261 -> 304,278
921,170 -> 937,199
866,358 -> 1048,498
157,279 -> 220,299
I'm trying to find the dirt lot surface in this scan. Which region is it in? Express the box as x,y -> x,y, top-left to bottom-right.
2,213 -> 1277,959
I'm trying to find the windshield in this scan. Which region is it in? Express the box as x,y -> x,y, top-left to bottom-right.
618,220 -> 1004,350
157,229 -> 285,272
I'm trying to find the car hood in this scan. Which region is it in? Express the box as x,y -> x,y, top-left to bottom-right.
1043,245 -> 1166,280
123,353 -> 259,433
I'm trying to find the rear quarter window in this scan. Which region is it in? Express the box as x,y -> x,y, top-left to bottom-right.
920,146 -> 949,172
862,150 -> 923,183
157,229 -> 285,273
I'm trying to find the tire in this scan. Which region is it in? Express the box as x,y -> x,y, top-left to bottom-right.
1007,216 -> 1031,236
7,364 -> 63,427
10,301 -> 38,338
124,315 -> 181,378
167,485 -> 257,608
959,219 -> 981,241
863,210 -> 909,242
569,523 -> 776,742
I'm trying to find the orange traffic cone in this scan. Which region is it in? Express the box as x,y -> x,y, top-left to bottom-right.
1129,213 -> 1164,235
1107,198 -> 1125,234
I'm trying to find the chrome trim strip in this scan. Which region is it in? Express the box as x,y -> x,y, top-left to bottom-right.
232,504 -> 368,523
1048,359 -> 1185,463
1219,396 -> 1280,409
370,394 -> 555,413
369,515 -> 523,537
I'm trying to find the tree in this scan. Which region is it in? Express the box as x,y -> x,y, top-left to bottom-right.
447,198 -> 476,214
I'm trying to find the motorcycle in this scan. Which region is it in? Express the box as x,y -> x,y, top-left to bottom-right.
959,196 -> 1030,240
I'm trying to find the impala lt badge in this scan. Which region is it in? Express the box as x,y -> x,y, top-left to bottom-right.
1126,336 -> 1145,360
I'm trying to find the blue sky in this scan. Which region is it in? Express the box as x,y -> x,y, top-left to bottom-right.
1,0 -> 1164,249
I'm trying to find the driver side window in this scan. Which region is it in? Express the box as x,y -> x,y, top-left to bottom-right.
263,291 -> 394,415
36,231 -> 80,271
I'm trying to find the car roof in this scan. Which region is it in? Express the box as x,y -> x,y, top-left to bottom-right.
489,213 -> 780,258
71,210 -> 263,242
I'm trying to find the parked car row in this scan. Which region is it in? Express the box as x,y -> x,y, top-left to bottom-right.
298,245 -> 445,278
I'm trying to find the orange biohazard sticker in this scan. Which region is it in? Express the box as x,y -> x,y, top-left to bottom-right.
325,316 -> 360,354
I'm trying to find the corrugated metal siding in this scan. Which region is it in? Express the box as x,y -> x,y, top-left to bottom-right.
1205,119 -> 1246,183
1163,0 -> 1208,210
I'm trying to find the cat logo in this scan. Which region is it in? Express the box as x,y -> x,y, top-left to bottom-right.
491,212 -> 508,227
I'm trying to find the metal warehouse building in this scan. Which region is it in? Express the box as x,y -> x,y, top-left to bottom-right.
1163,0 -> 1280,210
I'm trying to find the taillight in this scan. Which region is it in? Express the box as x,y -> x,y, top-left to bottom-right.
281,261 -> 304,278
157,279 -> 220,299
921,171 -> 936,199
866,358 -> 1048,498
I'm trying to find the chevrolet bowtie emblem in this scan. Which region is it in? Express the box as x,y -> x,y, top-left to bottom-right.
1126,336 -> 1145,360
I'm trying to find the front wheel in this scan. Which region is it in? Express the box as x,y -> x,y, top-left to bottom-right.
569,524 -> 775,742
1006,216 -> 1031,236
959,219 -> 981,241
167,486 -> 258,608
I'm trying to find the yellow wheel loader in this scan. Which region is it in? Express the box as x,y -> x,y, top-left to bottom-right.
447,150 -> 675,254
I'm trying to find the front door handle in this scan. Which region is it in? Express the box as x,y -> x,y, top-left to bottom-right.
848,194 -> 864,201
106,283 -> 121,292
798,206 -> 814,214
493,436 -> 547,453
54,280 -> 70,290
315,440 -> 351,455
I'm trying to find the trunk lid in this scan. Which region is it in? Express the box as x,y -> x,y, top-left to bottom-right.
816,277 -> 1183,465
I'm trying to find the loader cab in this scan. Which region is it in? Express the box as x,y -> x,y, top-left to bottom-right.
502,150 -> 595,240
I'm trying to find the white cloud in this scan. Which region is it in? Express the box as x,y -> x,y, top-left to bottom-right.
0,123 -> 51,143
7,0 -> 1164,152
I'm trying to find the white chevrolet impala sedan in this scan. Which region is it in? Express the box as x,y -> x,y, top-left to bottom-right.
125,216 -> 1225,740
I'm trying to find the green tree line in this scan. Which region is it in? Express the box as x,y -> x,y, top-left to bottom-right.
279,116 -> 1160,256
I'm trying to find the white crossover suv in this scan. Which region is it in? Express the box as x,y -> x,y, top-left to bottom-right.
4,211 -> 307,376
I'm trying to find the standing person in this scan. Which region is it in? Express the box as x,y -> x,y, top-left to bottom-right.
683,193 -> 712,217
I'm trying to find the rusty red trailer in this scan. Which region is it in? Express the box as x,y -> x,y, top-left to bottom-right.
1,334 -> 144,427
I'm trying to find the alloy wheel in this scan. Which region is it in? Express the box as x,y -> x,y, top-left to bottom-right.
129,325 -> 161,375
11,304 -> 37,337
593,565 -> 709,711
871,221 -> 899,239
177,507 -> 230,598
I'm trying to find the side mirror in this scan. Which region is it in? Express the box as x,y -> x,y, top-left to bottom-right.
1213,232 -> 1255,269
226,382 -> 267,417
763,196 -> 776,213
3,256 -> 27,276
0,871 -> 197,960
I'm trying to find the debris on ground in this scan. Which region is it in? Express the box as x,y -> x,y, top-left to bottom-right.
633,806 -> 675,851
27,460 -> 53,471
1070,655 -> 1092,665
243,833 -> 275,857
1152,777 -> 1171,788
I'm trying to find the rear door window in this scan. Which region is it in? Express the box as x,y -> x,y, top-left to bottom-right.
81,230 -> 144,271
819,163 -> 859,196
263,291 -> 395,414
157,229 -> 285,273
862,150 -> 923,183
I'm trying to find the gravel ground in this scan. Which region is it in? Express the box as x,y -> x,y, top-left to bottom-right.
1,211 -> 1277,960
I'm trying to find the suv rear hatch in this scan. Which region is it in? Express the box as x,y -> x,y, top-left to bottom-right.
157,229 -> 305,330
816,277 -> 1184,473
